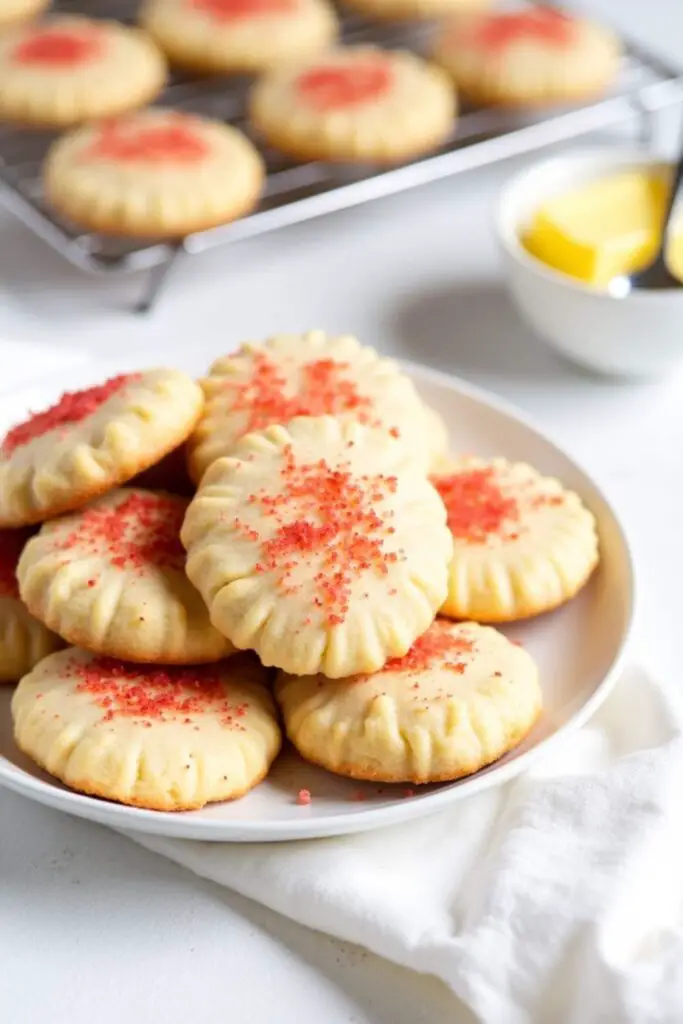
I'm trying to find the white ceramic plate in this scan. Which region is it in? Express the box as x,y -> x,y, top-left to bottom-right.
0,351 -> 635,841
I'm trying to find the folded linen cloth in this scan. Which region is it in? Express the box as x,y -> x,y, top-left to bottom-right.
131,666 -> 683,1024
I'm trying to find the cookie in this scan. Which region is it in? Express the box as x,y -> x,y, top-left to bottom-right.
342,0 -> 489,25
432,8 -> 620,107
0,368 -> 203,528
140,0 -> 339,75
0,528 -> 62,683
431,456 -> 599,622
0,15 -> 167,128
249,45 -> 456,164
0,0 -> 50,30
275,619 -> 541,783
17,488 -> 234,664
44,108 -> 265,238
182,415 -> 452,678
187,330 -> 448,483
12,648 -> 281,810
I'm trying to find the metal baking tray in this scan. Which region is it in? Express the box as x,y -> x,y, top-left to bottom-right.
0,0 -> 682,310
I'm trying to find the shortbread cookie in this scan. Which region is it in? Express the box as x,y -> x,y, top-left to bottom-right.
17,489 -> 234,664
276,619 -> 541,783
0,368 -> 203,528
432,457 -> 599,622
249,45 -> 456,164
0,16 -> 167,128
0,528 -> 62,683
432,8 -> 620,107
44,109 -> 264,238
182,416 -> 452,678
0,0 -> 50,31
187,331 -> 448,483
12,648 -> 281,809
140,0 -> 338,75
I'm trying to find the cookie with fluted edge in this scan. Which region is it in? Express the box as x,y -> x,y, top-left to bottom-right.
44,108 -> 264,238
0,0 -> 50,30
0,15 -> 166,128
0,368 -> 203,528
432,456 -> 599,622
276,619 -> 542,783
17,488 -> 234,664
0,528 -> 62,683
140,0 -> 339,75
249,45 -> 456,164
187,330 -> 448,483
12,648 -> 281,810
182,415 -> 452,678
431,8 -> 620,107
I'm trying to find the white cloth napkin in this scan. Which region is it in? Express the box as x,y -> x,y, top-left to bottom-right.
131,666 -> 683,1024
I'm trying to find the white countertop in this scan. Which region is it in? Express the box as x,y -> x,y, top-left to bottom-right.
1,2 -> 681,1020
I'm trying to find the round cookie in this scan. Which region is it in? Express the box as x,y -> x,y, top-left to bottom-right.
275,619 -> 542,783
432,8 -> 620,107
12,648 -> 281,810
0,528 -> 62,683
181,415 -> 452,678
17,488 -> 234,664
0,368 -> 203,528
0,15 -> 167,128
431,456 -> 599,622
0,0 -> 51,31
249,45 -> 456,164
140,0 -> 339,75
44,108 -> 265,238
187,330 -> 448,483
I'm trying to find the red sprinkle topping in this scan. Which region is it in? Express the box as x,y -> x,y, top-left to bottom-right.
1,373 -> 139,457
12,26 -> 104,65
238,446 -> 401,625
296,61 -> 393,111
432,466 -> 519,544
58,492 -> 186,572
382,620 -> 474,675
0,528 -> 31,598
470,9 -> 574,50
84,117 -> 210,164
296,788 -> 312,805
71,656 -> 248,724
191,0 -> 295,18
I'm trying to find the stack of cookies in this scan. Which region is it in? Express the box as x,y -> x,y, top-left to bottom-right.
1,332 -> 600,811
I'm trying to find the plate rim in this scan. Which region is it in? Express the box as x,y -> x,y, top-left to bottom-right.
0,356 -> 636,841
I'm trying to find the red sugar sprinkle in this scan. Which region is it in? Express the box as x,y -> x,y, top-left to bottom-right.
0,528 -> 31,598
297,62 -> 393,111
296,788 -> 312,805
12,26 -> 104,66
71,656 -> 246,725
59,492 -> 186,573
381,620 -> 474,675
191,0 -> 295,19
85,118 -> 210,164
471,8 -> 574,51
1,373 -> 139,456
432,466 -> 519,544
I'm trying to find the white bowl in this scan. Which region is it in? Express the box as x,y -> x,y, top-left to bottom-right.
496,148 -> 683,378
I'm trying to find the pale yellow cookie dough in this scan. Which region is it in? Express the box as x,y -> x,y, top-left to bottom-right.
249,45 -> 456,164
276,619 -> 542,783
140,0 -> 339,75
0,0 -> 51,30
0,368 -> 203,528
12,648 -> 282,810
182,415 -> 452,678
432,8 -> 620,107
17,488 -> 234,664
0,15 -> 167,128
432,456 -> 599,622
187,330 -> 448,483
44,108 -> 265,238
0,528 -> 62,683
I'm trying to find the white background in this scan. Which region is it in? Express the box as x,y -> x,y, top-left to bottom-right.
1,1 -> 681,1021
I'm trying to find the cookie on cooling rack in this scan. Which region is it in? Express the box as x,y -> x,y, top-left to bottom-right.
0,0 -> 51,31
12,649 -> 282,810
431,456 -> 599,622
182,415 -> 452,679
44,108 -> 265,238
140,0 -> 339,75
187,330 -> 448,483
249,45 -> 456,164
17,488 -> 235,664
275,619 -> 542,783
0,528 -> 62,683
431,7 -> 620,107
0,368 -> 203,528
0,15 -> 167,128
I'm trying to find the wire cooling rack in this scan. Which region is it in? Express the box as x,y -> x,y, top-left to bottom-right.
0,0 -> 682,311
